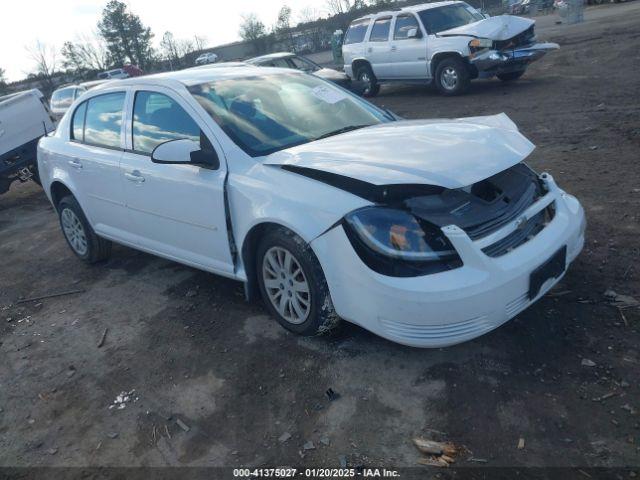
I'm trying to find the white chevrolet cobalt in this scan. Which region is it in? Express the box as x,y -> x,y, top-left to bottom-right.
37,67 -> 585,347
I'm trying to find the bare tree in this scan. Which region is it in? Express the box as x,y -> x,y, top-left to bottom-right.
61,32 -> 109,75
193,35 -> 207,52
298,6 -> 322,24
26,40 -> 58,95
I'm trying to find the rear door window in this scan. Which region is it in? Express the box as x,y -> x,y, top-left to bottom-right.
344,19 -> 370,44
394,14 -> 421,39
132,91 -> 201,155
83,92 -> 126,149
369,17 -> 392,42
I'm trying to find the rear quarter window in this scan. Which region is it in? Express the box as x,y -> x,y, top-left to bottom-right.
344,19 -> 370,44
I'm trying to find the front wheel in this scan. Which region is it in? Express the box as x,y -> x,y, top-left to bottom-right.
434,57 -> 470,96
497,70 -> 526,82
256,227 -> 340,336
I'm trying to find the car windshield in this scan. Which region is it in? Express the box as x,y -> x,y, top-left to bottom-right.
418,3 -> 484,34
188,72 -> 390,157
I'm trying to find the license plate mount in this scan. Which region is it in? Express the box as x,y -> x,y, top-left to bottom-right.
529,246 -> 567,300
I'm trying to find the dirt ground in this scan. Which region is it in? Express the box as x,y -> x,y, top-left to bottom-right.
1,3 -> 639,472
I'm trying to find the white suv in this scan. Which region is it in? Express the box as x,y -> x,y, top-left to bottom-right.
195,52 -> 219,65
37,67 -> 585,348
342,0 -> 558,96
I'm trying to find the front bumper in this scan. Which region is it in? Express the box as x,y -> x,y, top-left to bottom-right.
311,174 -> 585,348
471,42 -> 559,76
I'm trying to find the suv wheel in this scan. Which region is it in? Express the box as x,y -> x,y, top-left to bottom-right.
256,227 -> 340,336
355,65 -> 380,97
434,57 -> 470,96
58,195 -> 112,263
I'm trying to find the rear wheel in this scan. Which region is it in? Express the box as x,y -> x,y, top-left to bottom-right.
497,70 -> 526,82
355,64 -> 380,97
434,57 -> 470,96
256,227 -> 340,336
58,195 -> 111,263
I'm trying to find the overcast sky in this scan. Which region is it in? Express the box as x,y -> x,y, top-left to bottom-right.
1,0 -> 325,82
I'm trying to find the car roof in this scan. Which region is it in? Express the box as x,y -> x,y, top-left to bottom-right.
247,52 -> 295,63
92,65 -> 299,90
351,1 -> 461,21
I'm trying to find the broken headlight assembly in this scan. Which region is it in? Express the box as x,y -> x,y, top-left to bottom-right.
468,38 -> 493,57
343,207 -> 463,277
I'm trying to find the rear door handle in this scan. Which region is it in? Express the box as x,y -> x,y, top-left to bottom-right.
390,45 -> 397,51
125,171 -> 145,183
68,159 -> 82,169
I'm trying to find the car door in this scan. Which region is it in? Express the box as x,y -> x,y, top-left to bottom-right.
366,16 -> 393,79
387,13 -> 429,79
120,87 -> 234,275
63,91 -> 130,238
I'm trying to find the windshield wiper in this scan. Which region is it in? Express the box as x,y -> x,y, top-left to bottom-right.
315,124 -> 371,141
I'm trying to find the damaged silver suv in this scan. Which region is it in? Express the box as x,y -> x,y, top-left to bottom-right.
342,0 -> 559,95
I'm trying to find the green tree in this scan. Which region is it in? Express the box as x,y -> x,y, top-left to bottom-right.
98,0 -> 154,69
239,13 -> 268,54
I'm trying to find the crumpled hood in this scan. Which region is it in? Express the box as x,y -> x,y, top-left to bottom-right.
265,113 -> 535,189
439,15 -> 534,40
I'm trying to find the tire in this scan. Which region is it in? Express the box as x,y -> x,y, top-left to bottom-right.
434,57 -> 470,96
256,227 -> 340,336
355,64 -> 380,97
58,195 -> 111,263
497,70 -> 526,82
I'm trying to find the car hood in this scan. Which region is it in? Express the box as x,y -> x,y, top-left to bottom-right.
265,113 -> 535,189
438,15 -> 534,41
313,68 -> 349,81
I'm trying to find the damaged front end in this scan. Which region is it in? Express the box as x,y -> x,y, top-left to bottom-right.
341,163 -> 556,277
462,19 -> 559,76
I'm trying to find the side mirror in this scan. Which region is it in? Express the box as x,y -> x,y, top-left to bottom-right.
151,138 -> 219,169
407,28 -> 422,39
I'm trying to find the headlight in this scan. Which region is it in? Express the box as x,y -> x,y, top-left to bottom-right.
343,207 -> 462,277
469,38 -> 493,49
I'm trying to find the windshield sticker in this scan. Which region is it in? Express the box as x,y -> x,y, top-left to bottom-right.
311,85 -> 348,104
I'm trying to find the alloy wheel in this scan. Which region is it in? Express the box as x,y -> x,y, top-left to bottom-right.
61,208 -> 88,256
441,66 -> 459,91
262,246 -> 311,325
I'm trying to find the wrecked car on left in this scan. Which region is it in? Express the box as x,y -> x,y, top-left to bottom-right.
38,67 -> 585,347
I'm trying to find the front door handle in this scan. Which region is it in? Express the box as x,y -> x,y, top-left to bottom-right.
125,171 -> 145,183
68,159 -> 83,169
390,45 -> 397,51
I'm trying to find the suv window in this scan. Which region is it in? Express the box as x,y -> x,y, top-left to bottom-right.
81,92 -> 125,148
51,88 -> 75,109
71,101 -> 87,141
132,91 -> 201,155
344,19 -> 370,44
369,17 -> 391,42
394,14 -> 420,39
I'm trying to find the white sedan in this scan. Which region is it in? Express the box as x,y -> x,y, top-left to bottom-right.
37,67 -> 585,347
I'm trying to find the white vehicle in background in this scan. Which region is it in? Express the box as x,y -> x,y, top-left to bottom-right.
50,80 -> 112,120
97,68 -> 129,80
195,52 -> 219,65
0,89 -> 55,194
38,67 -> 584,348
342,0 -> 559,96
